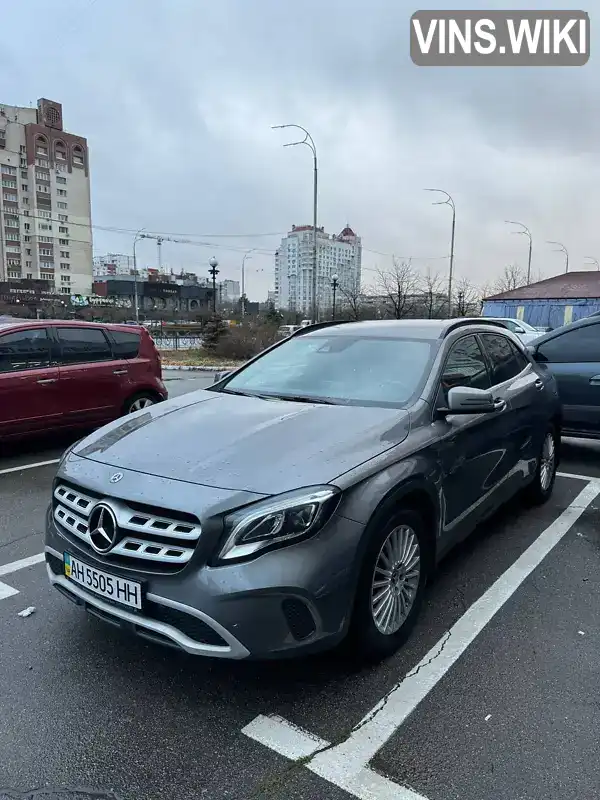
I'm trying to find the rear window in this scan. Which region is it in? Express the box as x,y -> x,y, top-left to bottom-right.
111,329 -> 141,359
56,327 -> 112,365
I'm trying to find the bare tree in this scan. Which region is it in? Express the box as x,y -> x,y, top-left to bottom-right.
375,259 -> 420,319
337,282 -> 364,321
493,263 -> 527,294
454,277 -> 481,316
422,268 -> 447,319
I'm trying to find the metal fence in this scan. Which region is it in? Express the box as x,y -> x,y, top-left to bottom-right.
151,334 -> 204,350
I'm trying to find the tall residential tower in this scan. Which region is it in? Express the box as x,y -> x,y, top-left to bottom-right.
0,98 -> 92,295
274,224 -> 361,313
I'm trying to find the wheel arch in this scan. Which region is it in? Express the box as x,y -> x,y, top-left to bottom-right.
121,387 -> 164,414
350,477 -> 440,578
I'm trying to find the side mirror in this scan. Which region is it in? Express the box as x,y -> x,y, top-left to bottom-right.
446,386 -> 497,414
213,370 -> 232,384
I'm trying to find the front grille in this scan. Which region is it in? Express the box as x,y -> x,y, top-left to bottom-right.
53,482 -> 202,574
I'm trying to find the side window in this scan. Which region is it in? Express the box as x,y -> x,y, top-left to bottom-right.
481,333 -> 527,385
56,327 -> 112,365
536,325 -> 600,364
0,328 -> 51,373
441,335 -> 491,402
111,330 -> 141,359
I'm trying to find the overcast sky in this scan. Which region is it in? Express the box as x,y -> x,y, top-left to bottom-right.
1,0 -> 597,299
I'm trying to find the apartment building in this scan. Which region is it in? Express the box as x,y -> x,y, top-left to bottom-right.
93,253 -> 133,277
274,224 -> 362,313
0,98 -> 92,295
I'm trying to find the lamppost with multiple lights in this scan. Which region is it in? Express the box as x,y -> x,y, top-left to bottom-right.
425,189 -> 455,318
505,220 -> 533,284
547,241 -> 569,273
331,274 -> 339,320
208,256 -> 219,313
272,124 -> 318,323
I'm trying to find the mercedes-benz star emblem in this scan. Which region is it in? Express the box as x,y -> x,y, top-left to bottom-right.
109,472 -> 123,484
88,503 -> 119,554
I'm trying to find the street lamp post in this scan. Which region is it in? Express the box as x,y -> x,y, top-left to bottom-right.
132,228 -> 146,324
331,274 -> 339,320
425,189 -> 455,318
584,256 -> 599,270
272,124 -> 318,323
547,241 -> 569,273
208,256 -> 219,313
505,221 -> 533,284
241,250 -> 254,318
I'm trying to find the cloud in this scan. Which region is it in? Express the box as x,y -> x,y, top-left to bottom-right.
1,0 -> 597,298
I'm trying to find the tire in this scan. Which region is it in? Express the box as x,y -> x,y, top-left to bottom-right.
348,508 -> 430,663
122,391 -> 158,415
523,425 -> 559,506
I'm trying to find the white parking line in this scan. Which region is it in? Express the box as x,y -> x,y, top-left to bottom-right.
0,458 -> 60,476
0,553 -> 45,602
0,553 -> 45,577
243,479 -> 600,800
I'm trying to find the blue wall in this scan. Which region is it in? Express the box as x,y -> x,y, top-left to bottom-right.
482,298 -> 600,330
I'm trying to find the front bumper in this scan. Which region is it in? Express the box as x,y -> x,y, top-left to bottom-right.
45,496 -> 365,660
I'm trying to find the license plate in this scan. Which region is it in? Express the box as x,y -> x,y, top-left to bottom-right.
64,553 -> 142,610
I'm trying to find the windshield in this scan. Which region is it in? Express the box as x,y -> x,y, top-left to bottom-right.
217,335 -> 434,408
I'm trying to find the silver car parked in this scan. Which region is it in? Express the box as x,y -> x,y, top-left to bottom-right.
45,319 -> 560,662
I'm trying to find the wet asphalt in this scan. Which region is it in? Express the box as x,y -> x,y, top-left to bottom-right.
0,372 -> 599,800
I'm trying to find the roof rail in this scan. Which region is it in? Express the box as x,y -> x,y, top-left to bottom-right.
291,320 -> 349,336
442,318 -> 509,338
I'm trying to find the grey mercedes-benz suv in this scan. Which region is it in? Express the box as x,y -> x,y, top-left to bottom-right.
45,318 -> 561,661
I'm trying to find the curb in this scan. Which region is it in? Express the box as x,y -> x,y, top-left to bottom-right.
162,364 -> 237,372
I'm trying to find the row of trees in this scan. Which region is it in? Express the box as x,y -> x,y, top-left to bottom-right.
323,260 -> 532,323
196,260 -> 534,362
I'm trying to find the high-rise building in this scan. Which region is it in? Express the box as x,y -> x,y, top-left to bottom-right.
93,253 -> 133,277
220,279 -> 240,304
0,98 -> 92,295
274,224 -> 361,313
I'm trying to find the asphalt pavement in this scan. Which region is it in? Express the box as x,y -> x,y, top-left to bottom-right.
1,372 -> 599,800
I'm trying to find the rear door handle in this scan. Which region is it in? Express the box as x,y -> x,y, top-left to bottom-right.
113,369 -> 128,375
493,398 -> 507,411
534,379 -> 544,390
37,378 -> 57,385
589,375 -> 600,386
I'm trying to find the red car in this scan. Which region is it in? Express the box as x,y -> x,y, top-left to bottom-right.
0,319 -> 168,442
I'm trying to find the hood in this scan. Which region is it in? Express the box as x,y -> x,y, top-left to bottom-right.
74,390 -> 411,494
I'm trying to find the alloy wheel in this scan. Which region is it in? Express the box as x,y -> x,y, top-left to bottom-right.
540,432 -> 556,491
371,525 -> 421,636
129,397 -> 155,413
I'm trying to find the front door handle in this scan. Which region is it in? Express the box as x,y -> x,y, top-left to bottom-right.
589,375 -> 600,386
113,369 -> 128,375
534,378 -> 544,390
493,398 -> 507,412
37,378 -> 57,385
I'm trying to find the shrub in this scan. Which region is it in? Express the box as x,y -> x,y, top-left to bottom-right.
213,323 -> 279,361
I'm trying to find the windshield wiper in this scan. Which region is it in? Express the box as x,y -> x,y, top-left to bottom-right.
216,388 -> 256,397
262,394 -> 337,405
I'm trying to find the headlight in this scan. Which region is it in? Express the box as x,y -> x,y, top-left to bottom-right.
216,486 -> 341,564
58,439 -> 81,466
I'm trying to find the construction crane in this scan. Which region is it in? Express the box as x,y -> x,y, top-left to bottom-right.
139,233 -> 201,274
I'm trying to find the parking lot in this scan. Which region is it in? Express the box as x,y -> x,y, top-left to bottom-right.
1,370 -> 599,800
